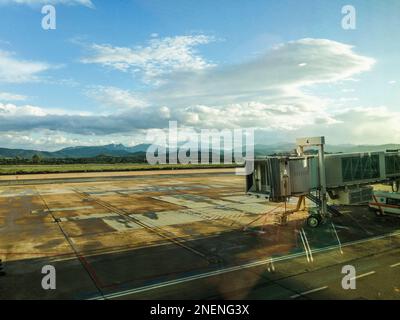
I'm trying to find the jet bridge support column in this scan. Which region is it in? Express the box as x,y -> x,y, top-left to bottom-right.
296,136 -> 328,223
318,142 -> 328,218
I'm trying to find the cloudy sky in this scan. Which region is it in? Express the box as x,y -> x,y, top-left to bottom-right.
0,0 -> 399,150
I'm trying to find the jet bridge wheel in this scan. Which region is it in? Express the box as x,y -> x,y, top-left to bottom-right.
307,215 -> 321,228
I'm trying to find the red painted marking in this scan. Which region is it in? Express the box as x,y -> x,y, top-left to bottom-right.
77,254 -> 106,288
370,202 -> 400,209
372,195 -> 385,215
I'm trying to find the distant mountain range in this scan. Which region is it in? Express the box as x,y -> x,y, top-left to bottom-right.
0,143 -> 151,159
0,142 -> 399,159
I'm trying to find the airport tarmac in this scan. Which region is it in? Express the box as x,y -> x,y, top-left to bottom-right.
0,169 -> 399,300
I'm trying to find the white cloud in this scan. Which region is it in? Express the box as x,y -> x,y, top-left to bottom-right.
86,86 -> 148,110
0,103 -> 48,117
0,50 -> 50,83
1,37 -> 391,147
82,38 -> 372,128
0,129 -> 148,151
167,102 -> 338,131
0,92 -> 27,101
0,130 -> 85,150
388,80 -> 397,85
150,38 -> 375,107
0,102 -> 88,117
81,35 -> 215,84
0,0 -> 94,7
306,106 -> 400,145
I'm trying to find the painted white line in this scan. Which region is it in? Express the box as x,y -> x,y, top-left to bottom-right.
390,262 -> 400,268
89,230 -> 400,300
299,230 -> 310,263
334,225 -> 350,230
267,257 -> 275,272
350,271 -> 376,281
331,223 -> 343,254
290,286 -> 328,299
302,228 -> 313,262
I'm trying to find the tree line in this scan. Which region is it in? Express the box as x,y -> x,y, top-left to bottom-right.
0,153 -> 148,165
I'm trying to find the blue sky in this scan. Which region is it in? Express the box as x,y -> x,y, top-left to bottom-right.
0,0 -> 399,150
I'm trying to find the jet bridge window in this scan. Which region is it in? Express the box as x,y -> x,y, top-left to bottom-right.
385,154 -> 400,175
342,155 -> 380,182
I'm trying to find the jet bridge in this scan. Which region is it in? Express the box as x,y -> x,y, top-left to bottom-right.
245,137 -> 400,227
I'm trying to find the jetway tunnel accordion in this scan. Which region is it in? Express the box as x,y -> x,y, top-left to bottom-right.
246,151 -> 400,202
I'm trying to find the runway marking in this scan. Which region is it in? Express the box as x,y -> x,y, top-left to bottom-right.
350,271 -> 376,281
331,223 -> 343,254
299,230 -> 310,263
89,230 -> 400,300
302,229 -> 313,262
267,257 -> 275,272
59,212 -> 119,222
32,206 -> 94,214
390,262 -> 400,268
290,286 -> 328,299
334,225 -> 350,230
299,228 -> 313,262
